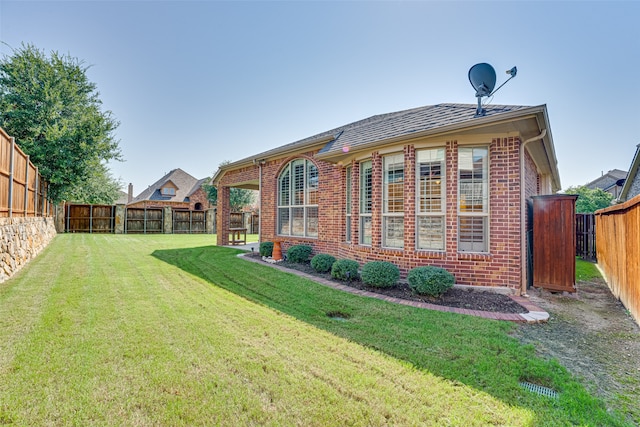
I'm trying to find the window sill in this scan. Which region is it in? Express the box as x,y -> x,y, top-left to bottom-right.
457,252 -> 491,261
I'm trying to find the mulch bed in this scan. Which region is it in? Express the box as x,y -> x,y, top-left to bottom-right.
251,254 -> 526,314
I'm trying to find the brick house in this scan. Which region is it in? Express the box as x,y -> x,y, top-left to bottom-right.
618,144 -> 640,202
213,103 -> 561,294
128,168 -> 211,211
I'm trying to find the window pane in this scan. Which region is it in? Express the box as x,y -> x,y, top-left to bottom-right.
459,216 -> 487,252
292,207 -> 304,236
360,161 -> 372,213
459,147 -> 488,213
384,154 -> 404,213
417,149 -> 444,213
278,167 -> 290,206
384,217 -> 404,248
360,216 -> 372,245
345,166 -> 352,215
293,160 -> 305,205
417,216 -> 444,250
278,208 -> 290,235
307,162 -> 318,205
306,206 -> 318,237
346,215 -> 351,242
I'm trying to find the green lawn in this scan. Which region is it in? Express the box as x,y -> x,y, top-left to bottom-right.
0,235 -> 629,426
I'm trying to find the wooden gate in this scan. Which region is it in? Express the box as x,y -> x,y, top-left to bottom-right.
125,208 -> 163,233
533,195 -> 578,293
576,213 -> 596,261
173,209 -> 206,234
65,204 -> 115,233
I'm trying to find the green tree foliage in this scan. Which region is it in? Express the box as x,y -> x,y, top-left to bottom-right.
564,185 -> 614,213
0,44 -> 121,203
65,161 -> 123,204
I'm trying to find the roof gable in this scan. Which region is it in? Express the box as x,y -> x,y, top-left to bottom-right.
130,168 -> 203,204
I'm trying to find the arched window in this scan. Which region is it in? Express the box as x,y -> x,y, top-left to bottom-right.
277,159 -> 318,237
194,202 -> 203,211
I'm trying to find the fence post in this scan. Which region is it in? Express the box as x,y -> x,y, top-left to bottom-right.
34,167 -> 39,216
8,137 -> 14,218
163,206 -> 172,234
23,155 -> 29,216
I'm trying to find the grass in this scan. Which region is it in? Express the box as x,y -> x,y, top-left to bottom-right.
576,258 -> 603,282
0,235 -> 630,426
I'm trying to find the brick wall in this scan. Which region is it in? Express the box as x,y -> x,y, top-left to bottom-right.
219,136 -> 548,290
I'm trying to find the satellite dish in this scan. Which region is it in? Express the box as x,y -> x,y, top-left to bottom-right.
468,62 -> 517,117
468,63 -> 496,97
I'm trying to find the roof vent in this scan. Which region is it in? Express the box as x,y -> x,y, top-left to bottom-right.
469,63 -> 517,117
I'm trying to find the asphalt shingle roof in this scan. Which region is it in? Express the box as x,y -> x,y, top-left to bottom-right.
318,103 -> 530,155
130,168 -> 204,204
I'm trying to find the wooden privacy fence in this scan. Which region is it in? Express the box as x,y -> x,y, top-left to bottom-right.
576,213 -> 596,260
0,127 -> 53,217
125,207 -> 164,234
65,204 -> 115,233
595,194 -> 640,327
63,203 -> 212,234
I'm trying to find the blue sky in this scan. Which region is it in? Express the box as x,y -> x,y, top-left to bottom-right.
1,1 -> 639,195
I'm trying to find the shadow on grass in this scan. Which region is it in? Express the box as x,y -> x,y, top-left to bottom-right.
152,245 -> 628,427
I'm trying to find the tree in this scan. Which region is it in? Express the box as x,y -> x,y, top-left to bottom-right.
564,185 -> 614,213
0,43 -> 121,203
65,161 -> 123,204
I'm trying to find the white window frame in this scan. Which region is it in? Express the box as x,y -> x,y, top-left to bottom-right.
359,160 -> 372,245
277,159 -> 318,238
416,148 -> 445,251
458,146 -> 489,252
383,154 -> 404,248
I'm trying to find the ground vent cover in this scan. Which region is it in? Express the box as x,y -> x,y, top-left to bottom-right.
519,381 -> 559,399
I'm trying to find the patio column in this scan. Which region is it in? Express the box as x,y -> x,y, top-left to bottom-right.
216,185 -> 231,245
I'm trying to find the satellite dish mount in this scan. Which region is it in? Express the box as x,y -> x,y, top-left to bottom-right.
468,63 -> 517,117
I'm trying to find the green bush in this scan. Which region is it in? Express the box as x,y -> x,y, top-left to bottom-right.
286,245 -> 313,263
331,259 -> 360,281
407,266 -> 455,297
311,254 -> 336,273
259,241 -> 274,257
360,261 -> 400,288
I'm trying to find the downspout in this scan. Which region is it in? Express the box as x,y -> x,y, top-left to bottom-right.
258,161 -> 262,244
520,129 -> 546,296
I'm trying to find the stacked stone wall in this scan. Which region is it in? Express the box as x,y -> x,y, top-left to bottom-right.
0,217 -> 57,283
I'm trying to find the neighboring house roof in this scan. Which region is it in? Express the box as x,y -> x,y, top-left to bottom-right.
129,168 -> 205,205
213,102 -> 561,191
619,144 -> 640,202
585,169 -> 627,193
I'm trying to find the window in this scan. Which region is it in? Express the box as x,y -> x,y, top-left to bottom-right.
277,159 -> 318,237
359,160 -> 372,245
161,187 -> 176,196
383,154 -> 404,248
345,166 -> 352,242
416,148 -> 445,250
458,147 -> 488,252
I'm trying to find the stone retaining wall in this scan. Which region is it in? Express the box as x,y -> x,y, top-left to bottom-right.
0,217 -> 57,283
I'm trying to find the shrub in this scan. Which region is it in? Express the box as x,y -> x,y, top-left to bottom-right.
407,266 -> 455,297
331,259 -> 360,281
311,254 -> 336,273
286,245 -> 313,263
360,261 -> 400,288
259,241 -> 274,257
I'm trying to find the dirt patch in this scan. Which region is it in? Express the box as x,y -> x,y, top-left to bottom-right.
513,279 -> 640,424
